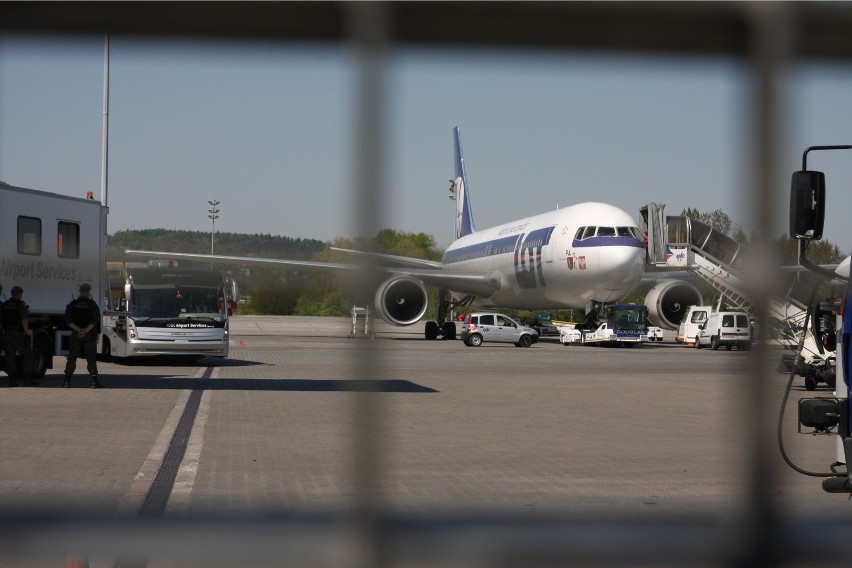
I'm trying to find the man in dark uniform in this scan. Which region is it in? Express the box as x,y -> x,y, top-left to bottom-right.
64,283 -> 103,388
1,286 -> 37,387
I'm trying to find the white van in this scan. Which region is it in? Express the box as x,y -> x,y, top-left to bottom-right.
676,306 -> 712,344
696,311 -> 752,351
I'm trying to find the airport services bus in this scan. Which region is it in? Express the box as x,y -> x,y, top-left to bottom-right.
102,266 -> 234,360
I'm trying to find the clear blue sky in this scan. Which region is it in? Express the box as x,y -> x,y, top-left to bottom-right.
2,33 -> 852,251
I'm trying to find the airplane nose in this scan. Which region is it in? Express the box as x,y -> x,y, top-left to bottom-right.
599,245 -> 645,294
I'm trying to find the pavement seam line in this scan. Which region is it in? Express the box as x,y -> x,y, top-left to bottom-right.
165,369 -> 216,516
114,389 -> 191,517
136,367 -> 213,518
113,367 -> 208,517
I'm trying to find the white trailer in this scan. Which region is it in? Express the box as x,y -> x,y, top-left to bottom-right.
102,265 -> 231,360
676,305 -> 712,344
0,181 -> 107,377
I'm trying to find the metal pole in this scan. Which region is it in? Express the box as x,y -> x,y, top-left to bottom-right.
737,3 -> 793,566
101,32 -> 110,307
347,4 -> 389,568
100,32 -> 109,207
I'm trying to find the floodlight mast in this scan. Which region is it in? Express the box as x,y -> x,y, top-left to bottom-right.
207,199 -> 220,270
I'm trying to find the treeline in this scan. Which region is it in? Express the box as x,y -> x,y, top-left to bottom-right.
108,229 -> 325,261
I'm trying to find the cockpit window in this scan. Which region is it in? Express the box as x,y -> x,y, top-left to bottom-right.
576,225 -> 642,240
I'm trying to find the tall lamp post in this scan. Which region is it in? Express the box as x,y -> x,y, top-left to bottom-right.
207,199 -> 220,269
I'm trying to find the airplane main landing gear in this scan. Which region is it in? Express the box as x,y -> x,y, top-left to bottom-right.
425,321 -> 440,340
423,289 -> 473,340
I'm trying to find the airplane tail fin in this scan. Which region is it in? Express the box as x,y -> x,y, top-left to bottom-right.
451,126 -> 476,239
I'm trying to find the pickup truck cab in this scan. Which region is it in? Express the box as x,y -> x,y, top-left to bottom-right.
461,313 -> 539,347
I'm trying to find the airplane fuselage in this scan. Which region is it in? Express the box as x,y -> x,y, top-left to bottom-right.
441,202 -> 645,309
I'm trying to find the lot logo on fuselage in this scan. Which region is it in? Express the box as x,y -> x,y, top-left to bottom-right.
514,226 -> 555,289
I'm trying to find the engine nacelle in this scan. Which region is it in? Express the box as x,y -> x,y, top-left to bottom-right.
373,276 -> 429,326
644,280 -> 703,330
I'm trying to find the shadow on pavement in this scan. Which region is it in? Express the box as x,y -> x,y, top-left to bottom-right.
33,376 -> 439,393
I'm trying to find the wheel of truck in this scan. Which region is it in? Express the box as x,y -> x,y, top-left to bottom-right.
695,336 -> 702,349
466,333 -> 483,347
805,376 -> 817,391
441,321 -> 456,340
518,335 -> 533,348
31,336 -> 52,379
711,337 -> 720,350
725,344 -> 732,351
425,321 -> 439,340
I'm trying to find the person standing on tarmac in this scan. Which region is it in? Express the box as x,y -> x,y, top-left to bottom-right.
64,283 -> 103,389
1,286 -> 37,387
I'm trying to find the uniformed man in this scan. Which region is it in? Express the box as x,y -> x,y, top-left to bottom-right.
64,283 -> 103,388
1,286 -> 37,387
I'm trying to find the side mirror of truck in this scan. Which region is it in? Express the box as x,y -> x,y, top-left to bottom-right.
790,170 -> 825,240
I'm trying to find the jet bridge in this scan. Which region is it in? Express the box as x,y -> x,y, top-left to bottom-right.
642,204 -> 830,375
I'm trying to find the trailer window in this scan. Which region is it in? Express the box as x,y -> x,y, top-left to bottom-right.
57,222 -> 80,259
17,216 -> 41,255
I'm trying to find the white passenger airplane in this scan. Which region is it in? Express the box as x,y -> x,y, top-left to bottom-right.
127,127 -> 648,339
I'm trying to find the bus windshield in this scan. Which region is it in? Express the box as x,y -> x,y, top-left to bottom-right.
130,285 -> 226,320
608,306 -> 648,331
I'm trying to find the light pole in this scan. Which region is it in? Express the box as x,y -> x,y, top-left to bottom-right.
207,199 -> 220,269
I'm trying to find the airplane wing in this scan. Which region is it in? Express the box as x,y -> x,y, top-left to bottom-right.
329,247 -> 444,269
124,250 -> 500,297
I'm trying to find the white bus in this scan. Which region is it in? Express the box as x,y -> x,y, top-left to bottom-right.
102,267 -> 232,360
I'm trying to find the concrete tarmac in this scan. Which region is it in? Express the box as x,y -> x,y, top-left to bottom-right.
0,315 -> 848,565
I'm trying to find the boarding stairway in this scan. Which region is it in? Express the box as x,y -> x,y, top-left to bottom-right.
643,205 -> 827,363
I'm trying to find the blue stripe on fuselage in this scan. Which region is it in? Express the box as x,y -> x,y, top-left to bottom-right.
572,236 -> 645,248
442,234 -> 522,264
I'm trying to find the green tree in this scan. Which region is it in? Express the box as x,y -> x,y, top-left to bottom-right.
294,280 -> 354,317
244,275 -> 303,315
775,235 -> 846,265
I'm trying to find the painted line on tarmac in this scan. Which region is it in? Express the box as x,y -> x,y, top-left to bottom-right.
115,367 -> 214,517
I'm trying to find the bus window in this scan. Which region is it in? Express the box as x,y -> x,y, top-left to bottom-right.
18,216 -> 41,255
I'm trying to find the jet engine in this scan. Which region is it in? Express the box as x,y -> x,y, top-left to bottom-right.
644,280 -> 703,330
374,276 -> 429,326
